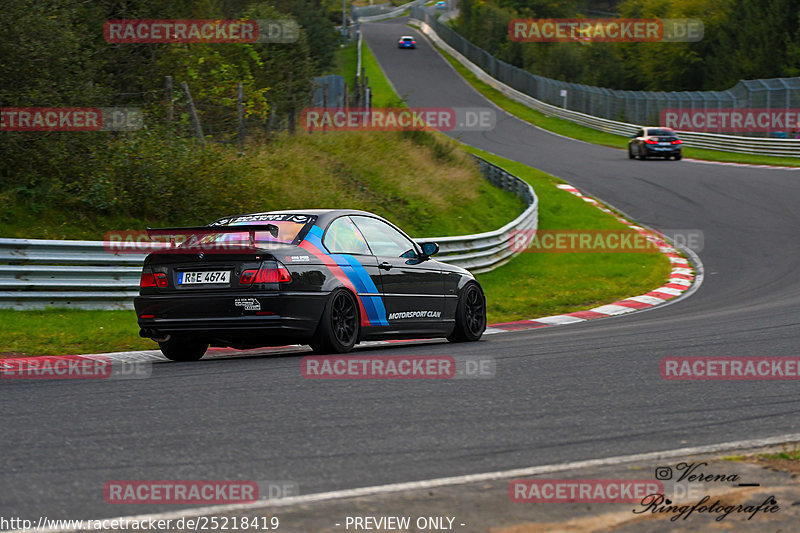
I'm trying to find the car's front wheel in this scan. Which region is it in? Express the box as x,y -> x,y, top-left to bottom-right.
310,289 -> 360,353
447,282 -> 486,343
628,146 -> 635,159
159,337 -> 208,361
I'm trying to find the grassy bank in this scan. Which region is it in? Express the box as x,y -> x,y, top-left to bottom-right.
472,148 -> 671,323
0,131 -> 524,240
0,310 -> 149,356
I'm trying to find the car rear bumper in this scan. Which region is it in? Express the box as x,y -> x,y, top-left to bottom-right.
134,291 -> 328,342
646,146 -> 681,155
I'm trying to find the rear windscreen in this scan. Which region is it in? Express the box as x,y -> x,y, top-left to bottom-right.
203,214 -> 316,246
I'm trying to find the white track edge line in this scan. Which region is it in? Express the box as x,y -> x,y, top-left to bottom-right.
34,433 -> 800,533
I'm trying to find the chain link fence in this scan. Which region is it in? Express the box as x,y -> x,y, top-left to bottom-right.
412,6 -> 800,138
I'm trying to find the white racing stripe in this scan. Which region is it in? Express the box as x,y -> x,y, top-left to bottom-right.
27,433 -> 800,533
531,315 -> 586,325
626,295 -> 666,305
590,304 -> 637,315
652,286 -> 684,296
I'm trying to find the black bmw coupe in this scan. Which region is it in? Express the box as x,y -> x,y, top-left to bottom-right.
135,210 -> 487,360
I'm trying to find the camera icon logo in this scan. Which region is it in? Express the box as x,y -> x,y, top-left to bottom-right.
654,466 -> 673,480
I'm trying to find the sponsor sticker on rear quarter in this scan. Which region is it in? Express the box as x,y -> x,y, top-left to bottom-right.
234,298 -> 261,311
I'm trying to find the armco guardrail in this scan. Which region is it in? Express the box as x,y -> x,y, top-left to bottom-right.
427,157 -> 536,273
411,8 -> 800,158
0,156 -> 537,310
355,0 -> 424,22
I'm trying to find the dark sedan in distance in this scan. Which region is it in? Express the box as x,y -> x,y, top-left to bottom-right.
628,127 -> 683,160
134,210 -> 486,360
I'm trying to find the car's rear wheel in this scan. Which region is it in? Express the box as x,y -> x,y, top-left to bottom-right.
159,337 -> 208,361
628,146 -> 635,159
447,282 -> 486,343
675,153 -> 682,160
310,289 -> 359,353
639,148 -> 648,160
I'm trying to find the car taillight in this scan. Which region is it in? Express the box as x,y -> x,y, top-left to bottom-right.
644,139 -> 658,144
240,262 -> 292,285
240,269 -> 258,284
671,139 -> 682,145
412,41 -> 416,44
140,271 -> 168,287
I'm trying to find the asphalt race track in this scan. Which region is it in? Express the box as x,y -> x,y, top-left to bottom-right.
2,18 -> 800,525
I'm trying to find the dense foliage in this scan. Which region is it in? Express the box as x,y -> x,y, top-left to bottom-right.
0,0 -> 336,223
454,0 -> 800,91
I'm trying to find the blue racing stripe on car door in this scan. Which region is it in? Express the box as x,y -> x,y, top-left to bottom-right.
331,255 -> 382,325
339,254 -> 389,326
305,224 -> 389,327
305,225 -> 326,248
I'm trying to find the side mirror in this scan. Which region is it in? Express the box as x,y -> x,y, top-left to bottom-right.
419,242 -> 439,258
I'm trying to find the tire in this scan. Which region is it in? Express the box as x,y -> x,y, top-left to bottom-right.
639,148 -> 648,160
447,282 -> 486,343
159,337 -> 208,361
675,153 -> 682,160
628,146 -> 635,159
309,289 -> 360,353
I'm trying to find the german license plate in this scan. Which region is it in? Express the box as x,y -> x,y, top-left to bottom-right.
178,271 -> 230,284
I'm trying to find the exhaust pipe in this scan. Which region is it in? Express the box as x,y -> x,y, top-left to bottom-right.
139,328 -> 171,343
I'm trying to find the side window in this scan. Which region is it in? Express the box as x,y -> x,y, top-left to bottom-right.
351,216 -> 416,258
323,216 -> 371,255
636,129 -> 644,138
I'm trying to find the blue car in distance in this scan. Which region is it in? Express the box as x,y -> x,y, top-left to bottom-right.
397,36 -> 416,49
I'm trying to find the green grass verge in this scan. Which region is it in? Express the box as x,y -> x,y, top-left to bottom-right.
329,41 -> 357,84
426,36 -> 800,167
361,40 -> 405,108
0,309 -> 150,356
722,446 -> 799,465
758,447 -> 800,462
472,147 -> 671,323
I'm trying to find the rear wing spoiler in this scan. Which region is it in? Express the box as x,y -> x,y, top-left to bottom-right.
146,224 -> 279,249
